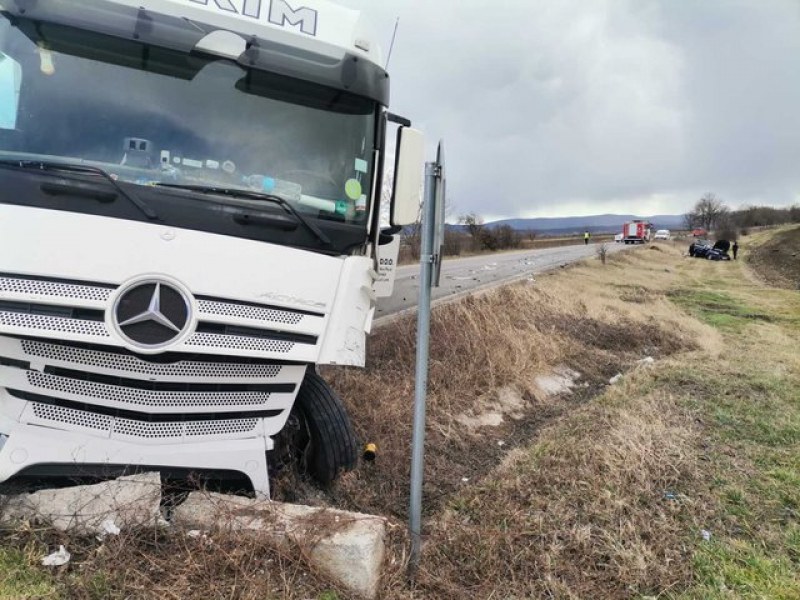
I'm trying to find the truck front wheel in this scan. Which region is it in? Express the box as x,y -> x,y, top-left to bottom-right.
271,370 -> 358,486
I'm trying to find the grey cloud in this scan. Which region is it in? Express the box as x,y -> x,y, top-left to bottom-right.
337,0 -> 800,218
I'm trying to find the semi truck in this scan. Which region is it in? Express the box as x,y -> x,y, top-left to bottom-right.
0,0 -> 425,497
622,220 -> 651,244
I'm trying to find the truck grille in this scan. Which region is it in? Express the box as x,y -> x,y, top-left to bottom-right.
26,371 -> 283,410
196,298 -> 305,325
20,339 -> 283,379
0,311 -> 110,337
30,401 -> 260,440
0,336 -> 307,443
0,273 -> 325,361
184,332 -> 295,353
0,275 -> 113,303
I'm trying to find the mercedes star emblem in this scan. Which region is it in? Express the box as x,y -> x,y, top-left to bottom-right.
112,280 -> 192,350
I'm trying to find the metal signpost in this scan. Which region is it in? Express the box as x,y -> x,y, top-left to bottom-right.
409,142 -> 446,573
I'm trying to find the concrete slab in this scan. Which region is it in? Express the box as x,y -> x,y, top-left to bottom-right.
0,472 -> 162,534
173,492 -> 386,599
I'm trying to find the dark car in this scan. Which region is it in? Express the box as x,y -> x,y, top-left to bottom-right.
689,239 -> 730,261
713,239 -> 731,253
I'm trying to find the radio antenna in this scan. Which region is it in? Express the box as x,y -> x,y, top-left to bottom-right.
385,17 -> 399,70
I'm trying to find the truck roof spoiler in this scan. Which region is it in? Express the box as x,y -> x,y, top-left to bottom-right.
2,0 -> 390,104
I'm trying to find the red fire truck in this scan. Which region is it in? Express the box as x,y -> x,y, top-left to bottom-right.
622,220 -> 652,244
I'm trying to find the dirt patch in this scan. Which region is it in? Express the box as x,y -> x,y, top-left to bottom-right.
548,313 -> 690,355
614,284 -> 663,304
747,226 -> 800,289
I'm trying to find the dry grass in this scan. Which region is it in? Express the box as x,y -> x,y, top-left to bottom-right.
313,251 -> 695,523
0,524 -> 348,600
6,238 -> 796,599
416,387 -> 706,598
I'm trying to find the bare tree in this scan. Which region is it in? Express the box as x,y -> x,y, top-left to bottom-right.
596,243 -> 608,265
685,193 -> 729,232
460,213 -> 484,250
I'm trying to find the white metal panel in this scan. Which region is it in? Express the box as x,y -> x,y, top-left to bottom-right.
373,235 -> 400,298
0,205 -> 341,314
0,421 -> 272,496
318,256 -> 374,366
106,0 -> 383,66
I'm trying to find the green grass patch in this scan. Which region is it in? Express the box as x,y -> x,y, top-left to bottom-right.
0,547 -> 59,599
679,538 -> 800,599
651,357 -> 800,598
667,288 -> 775,332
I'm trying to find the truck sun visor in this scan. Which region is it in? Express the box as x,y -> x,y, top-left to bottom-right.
0,0 -> 389,105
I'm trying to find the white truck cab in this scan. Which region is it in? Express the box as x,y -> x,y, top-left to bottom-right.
0,0 -> 424,496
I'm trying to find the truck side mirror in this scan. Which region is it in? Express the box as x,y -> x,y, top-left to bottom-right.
390,127 -> 424,227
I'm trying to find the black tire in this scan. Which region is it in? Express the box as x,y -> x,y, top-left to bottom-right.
289,370 -> 358,485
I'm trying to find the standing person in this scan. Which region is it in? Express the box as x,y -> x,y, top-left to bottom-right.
732,240 -> 739,260
584,230 -> 590,245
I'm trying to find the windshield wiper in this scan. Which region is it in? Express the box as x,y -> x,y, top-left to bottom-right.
0,160 -> 159,220
154,184 -> 332,248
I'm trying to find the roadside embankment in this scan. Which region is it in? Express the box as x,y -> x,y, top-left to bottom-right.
321,235 -> 799,597
2,234 -> 798,598
746,224 -> 800,289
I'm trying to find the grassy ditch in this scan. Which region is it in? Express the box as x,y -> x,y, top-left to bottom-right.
1,235 -> 798,598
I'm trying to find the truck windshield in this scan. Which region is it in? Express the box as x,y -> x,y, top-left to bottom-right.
0,13 -> 377,226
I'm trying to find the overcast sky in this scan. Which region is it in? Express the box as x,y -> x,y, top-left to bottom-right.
335,0 -> 800,220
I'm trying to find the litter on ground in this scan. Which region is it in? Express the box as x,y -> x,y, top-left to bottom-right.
42,546 -> 71,567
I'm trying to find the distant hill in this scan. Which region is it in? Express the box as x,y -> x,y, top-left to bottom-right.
480,214 -> 684,235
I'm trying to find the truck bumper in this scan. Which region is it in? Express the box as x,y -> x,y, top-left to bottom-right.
0,421 -> 272,497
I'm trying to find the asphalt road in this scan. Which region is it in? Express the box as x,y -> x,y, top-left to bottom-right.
375,242 -> 627,319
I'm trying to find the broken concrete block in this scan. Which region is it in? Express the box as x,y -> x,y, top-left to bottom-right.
0,472 -> 161,534
173,492 -> 385,599
535,366 -> 581,398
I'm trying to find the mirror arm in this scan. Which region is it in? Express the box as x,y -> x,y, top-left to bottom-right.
387,112 -> 411,127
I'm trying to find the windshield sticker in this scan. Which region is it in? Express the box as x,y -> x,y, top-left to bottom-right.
182,158 -> 203,168
335,200 -> 349,215
261,177 -> 276,192
36,44 -> 55,76
354,158 -> 368,173
0,54 -> 22,130
345,178 -> 362,200
356,194 -> 367,212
